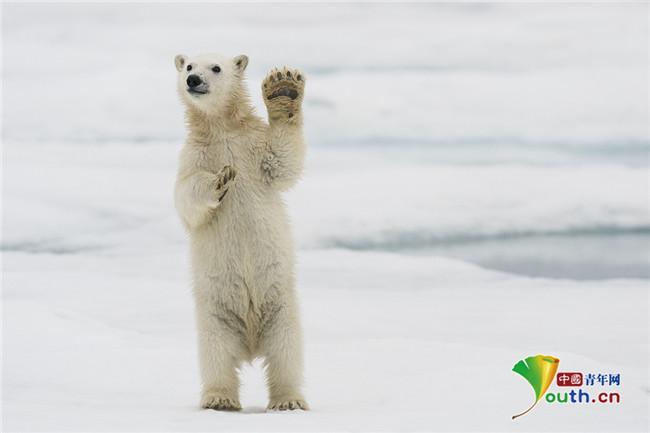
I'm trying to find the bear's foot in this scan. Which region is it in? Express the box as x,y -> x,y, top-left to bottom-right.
201,393 -> 242,412
262,67 -> 305,122
214,165 -> 237,202
266,398 -> 310,411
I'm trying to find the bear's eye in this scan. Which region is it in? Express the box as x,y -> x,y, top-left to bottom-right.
212,66 -> 221,73
187,65 -> 192,72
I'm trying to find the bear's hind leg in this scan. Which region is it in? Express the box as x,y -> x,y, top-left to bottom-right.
259,294 -> 309,411
195,299 -> 246,411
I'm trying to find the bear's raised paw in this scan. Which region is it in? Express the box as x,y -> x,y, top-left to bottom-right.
262,67 -> 305,121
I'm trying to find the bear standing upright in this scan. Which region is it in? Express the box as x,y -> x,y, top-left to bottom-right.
173,52 -> 308,411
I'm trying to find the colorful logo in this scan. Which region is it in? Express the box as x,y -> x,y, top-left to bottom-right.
546,372 -> 621,404
512,354 -> 560,419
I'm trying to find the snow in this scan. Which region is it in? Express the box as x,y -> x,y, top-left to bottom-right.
2,2 -> 648,432
3,249 -> 648,431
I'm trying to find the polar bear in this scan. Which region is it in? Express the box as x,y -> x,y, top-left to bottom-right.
173,52 -> 308,411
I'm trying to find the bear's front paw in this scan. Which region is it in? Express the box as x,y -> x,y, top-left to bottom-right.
201,393 -> 242,412
266,398 -> 309,411
262,67 -> 305,122
214,165 -> 237,203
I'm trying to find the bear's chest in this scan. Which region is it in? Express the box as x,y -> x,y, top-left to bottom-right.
195,141 -> 264,201
197,143 -> 235,171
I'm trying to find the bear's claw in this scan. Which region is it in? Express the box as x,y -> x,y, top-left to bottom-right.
266,398 -> 310,411
201,396 -> 242,411
215,165 -> 236,202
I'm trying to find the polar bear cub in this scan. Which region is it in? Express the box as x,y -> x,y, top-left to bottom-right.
173,52 -> 308,411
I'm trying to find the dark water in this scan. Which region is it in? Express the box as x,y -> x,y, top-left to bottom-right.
422,231 -> 649,280
327,230 -> 650,280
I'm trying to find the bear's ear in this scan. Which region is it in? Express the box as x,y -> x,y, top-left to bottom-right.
175,54 -> 188,72
234,55 -> 249,73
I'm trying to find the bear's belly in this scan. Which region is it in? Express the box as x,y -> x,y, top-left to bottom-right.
189,192 -> 294,294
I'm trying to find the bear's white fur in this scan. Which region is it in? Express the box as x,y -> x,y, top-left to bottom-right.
173,52 -> 308,411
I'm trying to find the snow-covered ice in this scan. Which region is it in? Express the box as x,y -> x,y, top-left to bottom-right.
2,2 -> 648,432
3,248 -> 648,431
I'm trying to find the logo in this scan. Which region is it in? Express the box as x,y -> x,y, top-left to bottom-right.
546,372 -> 621,404
512,354 -> 560,419
512,356 -> 622,419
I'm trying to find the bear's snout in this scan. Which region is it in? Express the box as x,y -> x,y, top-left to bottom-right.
187,74 -> 203,88
186,74 -> 208,95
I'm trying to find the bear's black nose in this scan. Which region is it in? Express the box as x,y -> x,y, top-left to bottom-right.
186,74 -> 202,88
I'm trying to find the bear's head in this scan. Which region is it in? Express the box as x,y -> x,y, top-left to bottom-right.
174,53 -> 249,115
